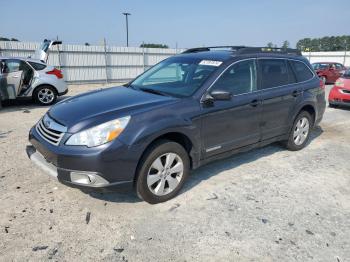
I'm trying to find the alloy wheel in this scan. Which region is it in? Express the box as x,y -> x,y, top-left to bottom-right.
293,117 -> 310,146
38,88 -> 55,104
147,153 -> 184,196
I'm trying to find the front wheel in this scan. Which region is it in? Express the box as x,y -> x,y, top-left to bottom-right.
284,111 -> 313,151
136,140 -> 190,204
33,85 -> 57,106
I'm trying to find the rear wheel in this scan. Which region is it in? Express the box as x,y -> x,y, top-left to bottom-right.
136,140 -> 190,204
33,85 -> 57,106
284,111 -> 313,151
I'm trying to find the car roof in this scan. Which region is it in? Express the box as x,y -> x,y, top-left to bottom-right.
175,49 -> 306,63
312,62 -> 340,64
0,56 -> 46,64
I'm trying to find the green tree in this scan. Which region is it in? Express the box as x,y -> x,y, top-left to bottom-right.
282,40 -> 290,49
0,36 -> 20,42
296,35 -> 350,51
140,43 -> 169,48
266,42 -> 274,48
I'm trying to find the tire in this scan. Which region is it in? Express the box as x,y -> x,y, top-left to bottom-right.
284,111 -> 313,151
329,103 -> 338,108
136,140 -> 190,204
33,85 -> 57,106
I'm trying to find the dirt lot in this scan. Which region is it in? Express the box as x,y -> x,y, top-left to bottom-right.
0,84 -> 349,262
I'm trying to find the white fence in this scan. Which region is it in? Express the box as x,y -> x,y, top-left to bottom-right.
1,41 -> 349,84
302,51 -> 350,67
0,41 -> 184,84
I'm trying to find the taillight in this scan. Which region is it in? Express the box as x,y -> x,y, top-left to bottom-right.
46,68 -> 63,79
319,79 -> 325,90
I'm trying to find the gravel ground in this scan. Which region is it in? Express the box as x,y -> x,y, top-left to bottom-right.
0,84 -> 349,262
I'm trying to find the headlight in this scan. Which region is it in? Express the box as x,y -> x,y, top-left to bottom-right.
66,116 -> 130,147
335,80 -> 344,87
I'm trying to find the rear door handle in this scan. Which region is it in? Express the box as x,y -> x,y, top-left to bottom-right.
12,75 -> 19,78
250,99 -> 260,107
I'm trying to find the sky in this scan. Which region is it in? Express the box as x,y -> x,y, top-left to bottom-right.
1,0 -> 350,48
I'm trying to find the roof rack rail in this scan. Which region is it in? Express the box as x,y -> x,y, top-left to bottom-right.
236,47 -> 302,55
182,46 -> 246,54
182,46 -> 301,56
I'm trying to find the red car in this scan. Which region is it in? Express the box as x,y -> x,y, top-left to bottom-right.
312,62 -> 346,84
328,69 -> 350,107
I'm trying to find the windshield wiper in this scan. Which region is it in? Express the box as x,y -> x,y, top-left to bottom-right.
139,87 -> 169,97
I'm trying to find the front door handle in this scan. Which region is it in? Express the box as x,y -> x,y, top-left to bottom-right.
292,90 -> 301,97
12,75 -> 19,78
250,99 -> 260,107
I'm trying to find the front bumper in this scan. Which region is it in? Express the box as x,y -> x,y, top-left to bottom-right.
27,127 -> 137,192
329,100 -> 350,107
329,87 -> 350,107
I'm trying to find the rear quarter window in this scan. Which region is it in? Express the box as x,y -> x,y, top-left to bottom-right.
28,61 -> 47,71
290,60 -> 314,82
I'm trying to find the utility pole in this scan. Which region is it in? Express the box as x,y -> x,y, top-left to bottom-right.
122,12 -> 131,47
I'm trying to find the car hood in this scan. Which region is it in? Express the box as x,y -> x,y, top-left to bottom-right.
339,77 -> 350,89
48,86 -> 175,132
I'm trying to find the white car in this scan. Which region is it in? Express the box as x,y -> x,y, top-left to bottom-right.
0,40 -> 67,105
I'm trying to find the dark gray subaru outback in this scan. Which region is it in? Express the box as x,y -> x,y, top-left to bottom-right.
27,46 -> 326,204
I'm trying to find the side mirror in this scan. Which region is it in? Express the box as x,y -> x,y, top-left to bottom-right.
210,90 -> 232,101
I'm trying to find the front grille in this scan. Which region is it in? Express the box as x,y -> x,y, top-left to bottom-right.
35,116 -> 66,146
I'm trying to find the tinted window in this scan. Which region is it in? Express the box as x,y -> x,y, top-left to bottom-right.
290,60 -> 314,82
211,59 -> 257,95
259,59 -> 293,89
343,69 -> 350,78
312,63 -> 329,70
28,61 -> 46,71
4,59 -> 21,73
335,63 -> 343,70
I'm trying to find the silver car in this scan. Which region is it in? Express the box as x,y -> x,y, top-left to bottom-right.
0,40 -> 67,105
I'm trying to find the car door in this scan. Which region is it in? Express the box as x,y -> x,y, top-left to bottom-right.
1,59 -> 24,99
201,59 -> 262,157
0,60 -> 5,100
258,58 -> 300,140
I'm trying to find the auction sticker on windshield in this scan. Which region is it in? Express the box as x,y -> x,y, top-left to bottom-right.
199,60 -> 223,67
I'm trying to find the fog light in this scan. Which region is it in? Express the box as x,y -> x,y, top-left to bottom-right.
70,172 -> 96,185
70,171 -> 109,186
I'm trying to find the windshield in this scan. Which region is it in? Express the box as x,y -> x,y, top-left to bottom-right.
312,63 -> 329,70
130,57 -> 221,97
343,69 -> 350,78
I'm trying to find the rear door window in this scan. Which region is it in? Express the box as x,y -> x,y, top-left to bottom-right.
259,59 -> 294,89
290,60 -> 314,82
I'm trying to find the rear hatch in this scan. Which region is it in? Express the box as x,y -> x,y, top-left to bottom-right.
33,39 -> 62,63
